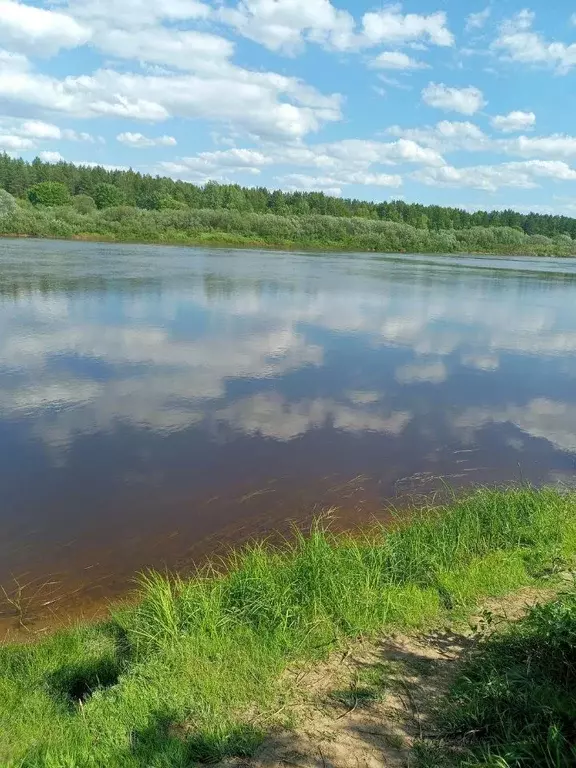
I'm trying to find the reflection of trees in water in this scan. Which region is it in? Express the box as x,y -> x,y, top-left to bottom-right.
0,274 -> 163,299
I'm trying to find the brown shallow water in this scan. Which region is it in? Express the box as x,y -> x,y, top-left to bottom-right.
1,239 -> 576,636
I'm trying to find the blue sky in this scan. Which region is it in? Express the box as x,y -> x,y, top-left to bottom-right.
1,0 -> 576,213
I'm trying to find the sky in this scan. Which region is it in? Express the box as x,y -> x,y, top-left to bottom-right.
1,1 -> 576,213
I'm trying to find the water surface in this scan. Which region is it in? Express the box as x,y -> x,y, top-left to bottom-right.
1,239 -> 576,627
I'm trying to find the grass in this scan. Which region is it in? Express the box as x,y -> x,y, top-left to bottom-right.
431,584 -> 576,767
1,486 -> 576,767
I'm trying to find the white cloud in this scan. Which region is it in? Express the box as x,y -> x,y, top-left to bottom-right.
388,120 -> 489,152
75,161 -> 129,171
117,132 -> 177,148
160,148 -> 272,180
523,160 -> 576,181
0,62 -> 341,140
218,1 -> 453,54
361,8 -> 454,48
218,0 -> 356,54
370,51 -> 427,70
491,111 -> 536,133
502,134 -> 576,159
307,138 -> 445,168
20,120 -> 61,140
414,159 -> 576,191
0,0 -> 91,55
466,7 -> 491,32
422,82 -> 486,115
39,151 -> 64,163
0,47 -> 28,70
278,174 -> 342,196
0,133 -> 33,150
65,0 -> 210,29
280,170 -> 402,192
493,10 -> 576,74
62,129 -> 97,143
160,136 -> 440,187
97,28 -> 234,72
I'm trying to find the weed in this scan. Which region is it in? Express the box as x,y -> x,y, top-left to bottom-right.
439,583 -> 576,767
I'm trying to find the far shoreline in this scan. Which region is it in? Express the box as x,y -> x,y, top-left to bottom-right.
2,231 -> 574,259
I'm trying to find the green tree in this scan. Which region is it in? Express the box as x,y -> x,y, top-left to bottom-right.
72,194 -> 97,214
27,181 -> 70,206
94,183 -> 125,209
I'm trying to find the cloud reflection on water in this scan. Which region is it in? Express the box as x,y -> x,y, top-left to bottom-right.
1,243 -> 576,466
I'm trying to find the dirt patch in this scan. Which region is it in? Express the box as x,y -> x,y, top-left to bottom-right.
223,583 -> 568,768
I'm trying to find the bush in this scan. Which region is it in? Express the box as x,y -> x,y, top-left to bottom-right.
27,181 -> 70,207
72,194 -> 97,214
0,188 -> 17,217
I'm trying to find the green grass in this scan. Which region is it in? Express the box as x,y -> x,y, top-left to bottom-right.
432,584 -> 576,767
1,487 -> 576,767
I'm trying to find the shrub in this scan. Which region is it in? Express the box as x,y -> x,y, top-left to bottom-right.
27,181 -> 71,207
72,194 -> 97,214
0,188 -> 17,217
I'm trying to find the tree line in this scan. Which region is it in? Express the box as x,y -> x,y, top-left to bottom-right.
1,153 -> 576,239
1,191 -> 574,258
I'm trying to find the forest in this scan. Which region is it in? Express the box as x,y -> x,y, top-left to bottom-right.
1,153 -> 575,256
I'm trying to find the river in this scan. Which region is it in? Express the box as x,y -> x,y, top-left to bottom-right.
1,239 -> 576,630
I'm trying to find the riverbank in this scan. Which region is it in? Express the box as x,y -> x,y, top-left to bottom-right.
2,204 -> 576,257
1,487 -> 576,766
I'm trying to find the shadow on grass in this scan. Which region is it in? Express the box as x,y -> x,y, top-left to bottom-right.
127,714 -> 264,766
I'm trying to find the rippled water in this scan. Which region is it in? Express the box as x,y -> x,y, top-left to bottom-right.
1,239 -> 576,621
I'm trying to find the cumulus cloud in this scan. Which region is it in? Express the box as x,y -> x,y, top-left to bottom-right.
0,47 -> 28,70
0,133 -> 34,150
361,8 -> 454,48
97,28 -> 235,72
159,148 -> 273,181
217,1 -> 453,55
370,51 -> 428,70
117,132 -> 177,148
0,0 -> 91,55
280,171 -> 402,193
65,0 -> 210,29
38,151 -> 64,163
0,58 -> 342,140
388,120 -> 489,152
422,82 -> 487,115
491,111 -> 536,133
493,10 -> 576,74
0,117 -> 99,153
62,129 -> 98,143
465,7 -> 491,32
218,0 -> 356,54
279,175 -> 343,196
502,134 -> 576,159
414,159 -> 576,191
159,136 -> 441,188
20,120 -> 61,140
